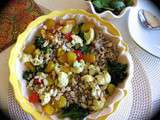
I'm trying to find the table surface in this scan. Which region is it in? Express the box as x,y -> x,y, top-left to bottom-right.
0,0 -> 160,118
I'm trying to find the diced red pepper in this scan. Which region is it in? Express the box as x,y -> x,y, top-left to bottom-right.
29,91 -> 39,103
33,78 -> 43,85
64,32 -> 72,42
74,50 -> 83,61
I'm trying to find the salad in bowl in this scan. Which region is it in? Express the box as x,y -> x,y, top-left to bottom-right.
9,9 -> 133,120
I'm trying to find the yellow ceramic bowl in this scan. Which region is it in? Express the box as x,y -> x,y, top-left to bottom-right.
9,9 -> 133,120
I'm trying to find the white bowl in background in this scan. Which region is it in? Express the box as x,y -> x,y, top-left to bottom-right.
86,0 -> 137,19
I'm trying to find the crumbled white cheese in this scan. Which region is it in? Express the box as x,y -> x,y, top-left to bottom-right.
61,24 -> 73,34
103,71 -> 111,83
81,75 -> 94,82
40,92 -> 51,105
88,65 -> 100,75
43,79 -> 48,86
40,88 -> 58,105
91,84 -> 101,98
95,71 -> 111,85
73,60 -> 85,73
36,72 -> 47,80
66,42 -> 72,48
43,41 -> 49,47
71,35 -> 83,47
54,63 -> 61,74
57,72 -> 69,88
62,43 -> 70,51
51,89 -> 58,97
20,53 -> 32,63
38,87 -> 46,94
31,54 -> 44,66
28,79 -> 34,87
35,72 -> 48,86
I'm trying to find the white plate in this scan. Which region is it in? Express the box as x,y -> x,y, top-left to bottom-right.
128,0 -> 160,58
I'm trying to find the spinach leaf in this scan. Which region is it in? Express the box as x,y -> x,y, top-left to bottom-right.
35,64 -> 46,73
81,45 -> 91,54
92,0 -> 113,13
110,1 -> 125,11
23,71 -> 35,81
106,60 -> 128,86
35,36 -> 45,49
125,0 -> 134,6
59,103 -> 89,120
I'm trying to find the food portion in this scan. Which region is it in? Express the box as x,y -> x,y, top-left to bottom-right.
89,0 -> 135,15
21,18 -> 128,119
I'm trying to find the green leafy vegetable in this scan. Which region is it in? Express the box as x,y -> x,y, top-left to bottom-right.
35,64 -> 46,73
72,25 -> 80,35
41,46 -> 51,54
59,103 -> 89,120
106,60 -> 128,86
81,45 -> 91,54
35,36 -> 45,49
23,71 -> 34,81
125,0 -> 134,6
110,1 -> 125,11
35,36 -> 51,53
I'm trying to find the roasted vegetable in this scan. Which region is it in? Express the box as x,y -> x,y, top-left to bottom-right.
24,62 -> 35,72
106,60 -> 128,85
107,83 -> 116,95
83,54 -> 96,63
65,19 -> 76,25
44,19 -> 55,30
29,91 -> 39,103
43,104 -> 56,115
59,103 -> 89,120
24,44 -> 36,54
72,24 -> 80,35
74,50 -> 83,61
56,96 -> 67,108
46,76 -> 54,86
84,28 -> 95,45
45,61 -> 55,73
64,32 -> 72,42
81,22 -> 95,32
67,51 -> 77,64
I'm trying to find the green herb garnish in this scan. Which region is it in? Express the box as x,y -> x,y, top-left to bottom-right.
106,60 -> 128,86
59,103 -> 89,120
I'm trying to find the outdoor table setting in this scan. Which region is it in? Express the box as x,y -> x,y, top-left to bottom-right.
0,0 -> 160,120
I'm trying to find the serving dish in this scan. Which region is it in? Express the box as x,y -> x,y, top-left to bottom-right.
86,0 -> 137,19
9,9 -> 133,120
